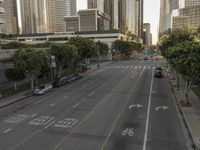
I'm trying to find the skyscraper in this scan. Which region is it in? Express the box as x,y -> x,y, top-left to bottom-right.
112,0 -> 119,30
159,0 -> 178,33
46,0 -> 76,32
20,0 -> 48,34
19,0 -> 76,34
185,0 -> 200,6
126,0 -> 138,35
0,0 -> 5,34
88,0 -> 104,13
3,0 -> 18,34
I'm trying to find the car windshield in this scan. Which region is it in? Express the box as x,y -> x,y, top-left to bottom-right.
38,86 -> 45,89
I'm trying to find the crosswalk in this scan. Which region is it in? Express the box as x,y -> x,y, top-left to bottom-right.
103,65 -> 165,70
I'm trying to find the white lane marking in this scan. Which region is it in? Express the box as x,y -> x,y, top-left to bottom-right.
143,69 -> 154,150
31,114 -> 37,117
49,104 -> 55,107
155,106 -> 169,111
83,85 -> 87,88
54,118 -> 78,128
88,91 -> 95,97
102,82 -> 108,86
29,116 -> 54,126
73,103 -> 80,109
64,96 -> 68,99
32,92 -> 59,106
129,104 -> 143,109
122,128 -> 134,136
5,115 -> 29,123
3,128 -> 11,134
44,121 -> 55,129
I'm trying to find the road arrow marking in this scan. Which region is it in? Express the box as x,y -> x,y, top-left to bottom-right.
155,106 -> 169,111
129,104 -> 143,109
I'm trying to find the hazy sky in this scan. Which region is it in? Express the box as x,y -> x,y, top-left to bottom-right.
77,0 -> 160,44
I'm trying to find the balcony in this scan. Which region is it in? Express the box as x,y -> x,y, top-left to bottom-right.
0,7 -> 4,14
0,18 -> 5,24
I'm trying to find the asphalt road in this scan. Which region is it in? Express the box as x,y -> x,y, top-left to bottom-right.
0,59 -> 188,150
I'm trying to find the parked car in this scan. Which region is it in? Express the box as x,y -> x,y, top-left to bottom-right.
144,55 -> 149,60
52,77 -> 69,87
33,84 -> 53,95
154,67 -> 163,78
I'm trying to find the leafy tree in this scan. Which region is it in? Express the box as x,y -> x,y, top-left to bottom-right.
96,41 -> 109,55
68,37 -> 96,60
159,28 -> 200,103
50,43 -> 79,78
4,68 -> 25,90
14,48 -> 50,90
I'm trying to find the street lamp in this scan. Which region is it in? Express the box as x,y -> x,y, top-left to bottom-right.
97,41 -> 100,68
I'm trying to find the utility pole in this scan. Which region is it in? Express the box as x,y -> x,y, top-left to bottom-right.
97,41 -> 100,68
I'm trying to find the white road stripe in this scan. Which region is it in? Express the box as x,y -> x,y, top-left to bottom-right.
44,121 -> 55,129
64,96 -> 68,99
31,114 -> 37,117
49,104 -> 55,107
73,103 -> 80,109
3,128 -> 11,134
88,92 -> 95,96
143,69 -> 154,150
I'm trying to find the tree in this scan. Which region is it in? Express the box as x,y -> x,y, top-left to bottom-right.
50,43 -> 79,78
14,48 -> 50,90
159,28 -> 200,103
68,37 -> 96,60
96,41 -> 109,55
4,68 -> 25,90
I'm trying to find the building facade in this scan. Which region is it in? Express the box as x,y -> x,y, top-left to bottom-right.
19,0 -> 76,34
185,0 -> 200,7
0,0 -> 5,34
20,0 -> 48,34
46,0 -> 76,33
64,9 -> 110,32
173,5 -> 200,29
143,23 -> 151,46
3,0 -> 18,34
159,0 -> 179,33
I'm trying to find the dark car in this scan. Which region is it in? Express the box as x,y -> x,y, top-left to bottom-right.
52,77 -> 68,87
154,67 -> 163,78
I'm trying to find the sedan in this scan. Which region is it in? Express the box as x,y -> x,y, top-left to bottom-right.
33,84 -> 53,95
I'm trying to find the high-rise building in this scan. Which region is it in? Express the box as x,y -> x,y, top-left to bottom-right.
173,5 -> 200,29
112,0 -> 119,30
118,0 -> 126,33
137,0 -> 144,40
19,0 -> 76,34
126,0 -> 138,35
46,0 -> 76,32
3,0 -> 18,34
159,0 -> 179,33
0,0 -> 5,34
185,0 -> 200,6
143,23 -> 151,46
20,0 -> 48,34
88,0 -> 104,13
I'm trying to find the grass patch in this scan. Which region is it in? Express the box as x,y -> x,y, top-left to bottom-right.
192,87 -> 200,100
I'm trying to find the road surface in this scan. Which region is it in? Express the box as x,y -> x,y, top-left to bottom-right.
0,59 -> 188,150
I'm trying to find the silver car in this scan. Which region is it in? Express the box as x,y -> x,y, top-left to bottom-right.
33,84 -> 53,95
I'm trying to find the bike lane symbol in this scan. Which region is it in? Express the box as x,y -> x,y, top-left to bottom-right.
122,128 -> 134,137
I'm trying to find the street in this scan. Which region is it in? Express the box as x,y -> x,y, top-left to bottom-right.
0,59 -> 188,150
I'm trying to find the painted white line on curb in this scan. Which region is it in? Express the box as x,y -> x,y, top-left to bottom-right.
3,128 -> 11,134
143,69 -> 154,150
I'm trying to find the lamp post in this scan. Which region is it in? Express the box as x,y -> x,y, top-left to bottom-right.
97,41 -> 100,68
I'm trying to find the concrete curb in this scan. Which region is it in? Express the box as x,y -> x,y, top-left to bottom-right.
0,94 -> 32,109
166,71 -> 200,150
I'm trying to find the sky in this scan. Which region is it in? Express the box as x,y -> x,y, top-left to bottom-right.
77,0 -> 160,44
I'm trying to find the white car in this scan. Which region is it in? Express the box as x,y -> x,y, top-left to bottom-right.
33,84 -> 53,95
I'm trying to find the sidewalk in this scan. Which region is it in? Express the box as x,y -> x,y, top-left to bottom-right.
167,70 -> 200,150
0,61 -> 114,109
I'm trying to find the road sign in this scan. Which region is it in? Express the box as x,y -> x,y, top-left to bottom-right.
155,106 -> 169,111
